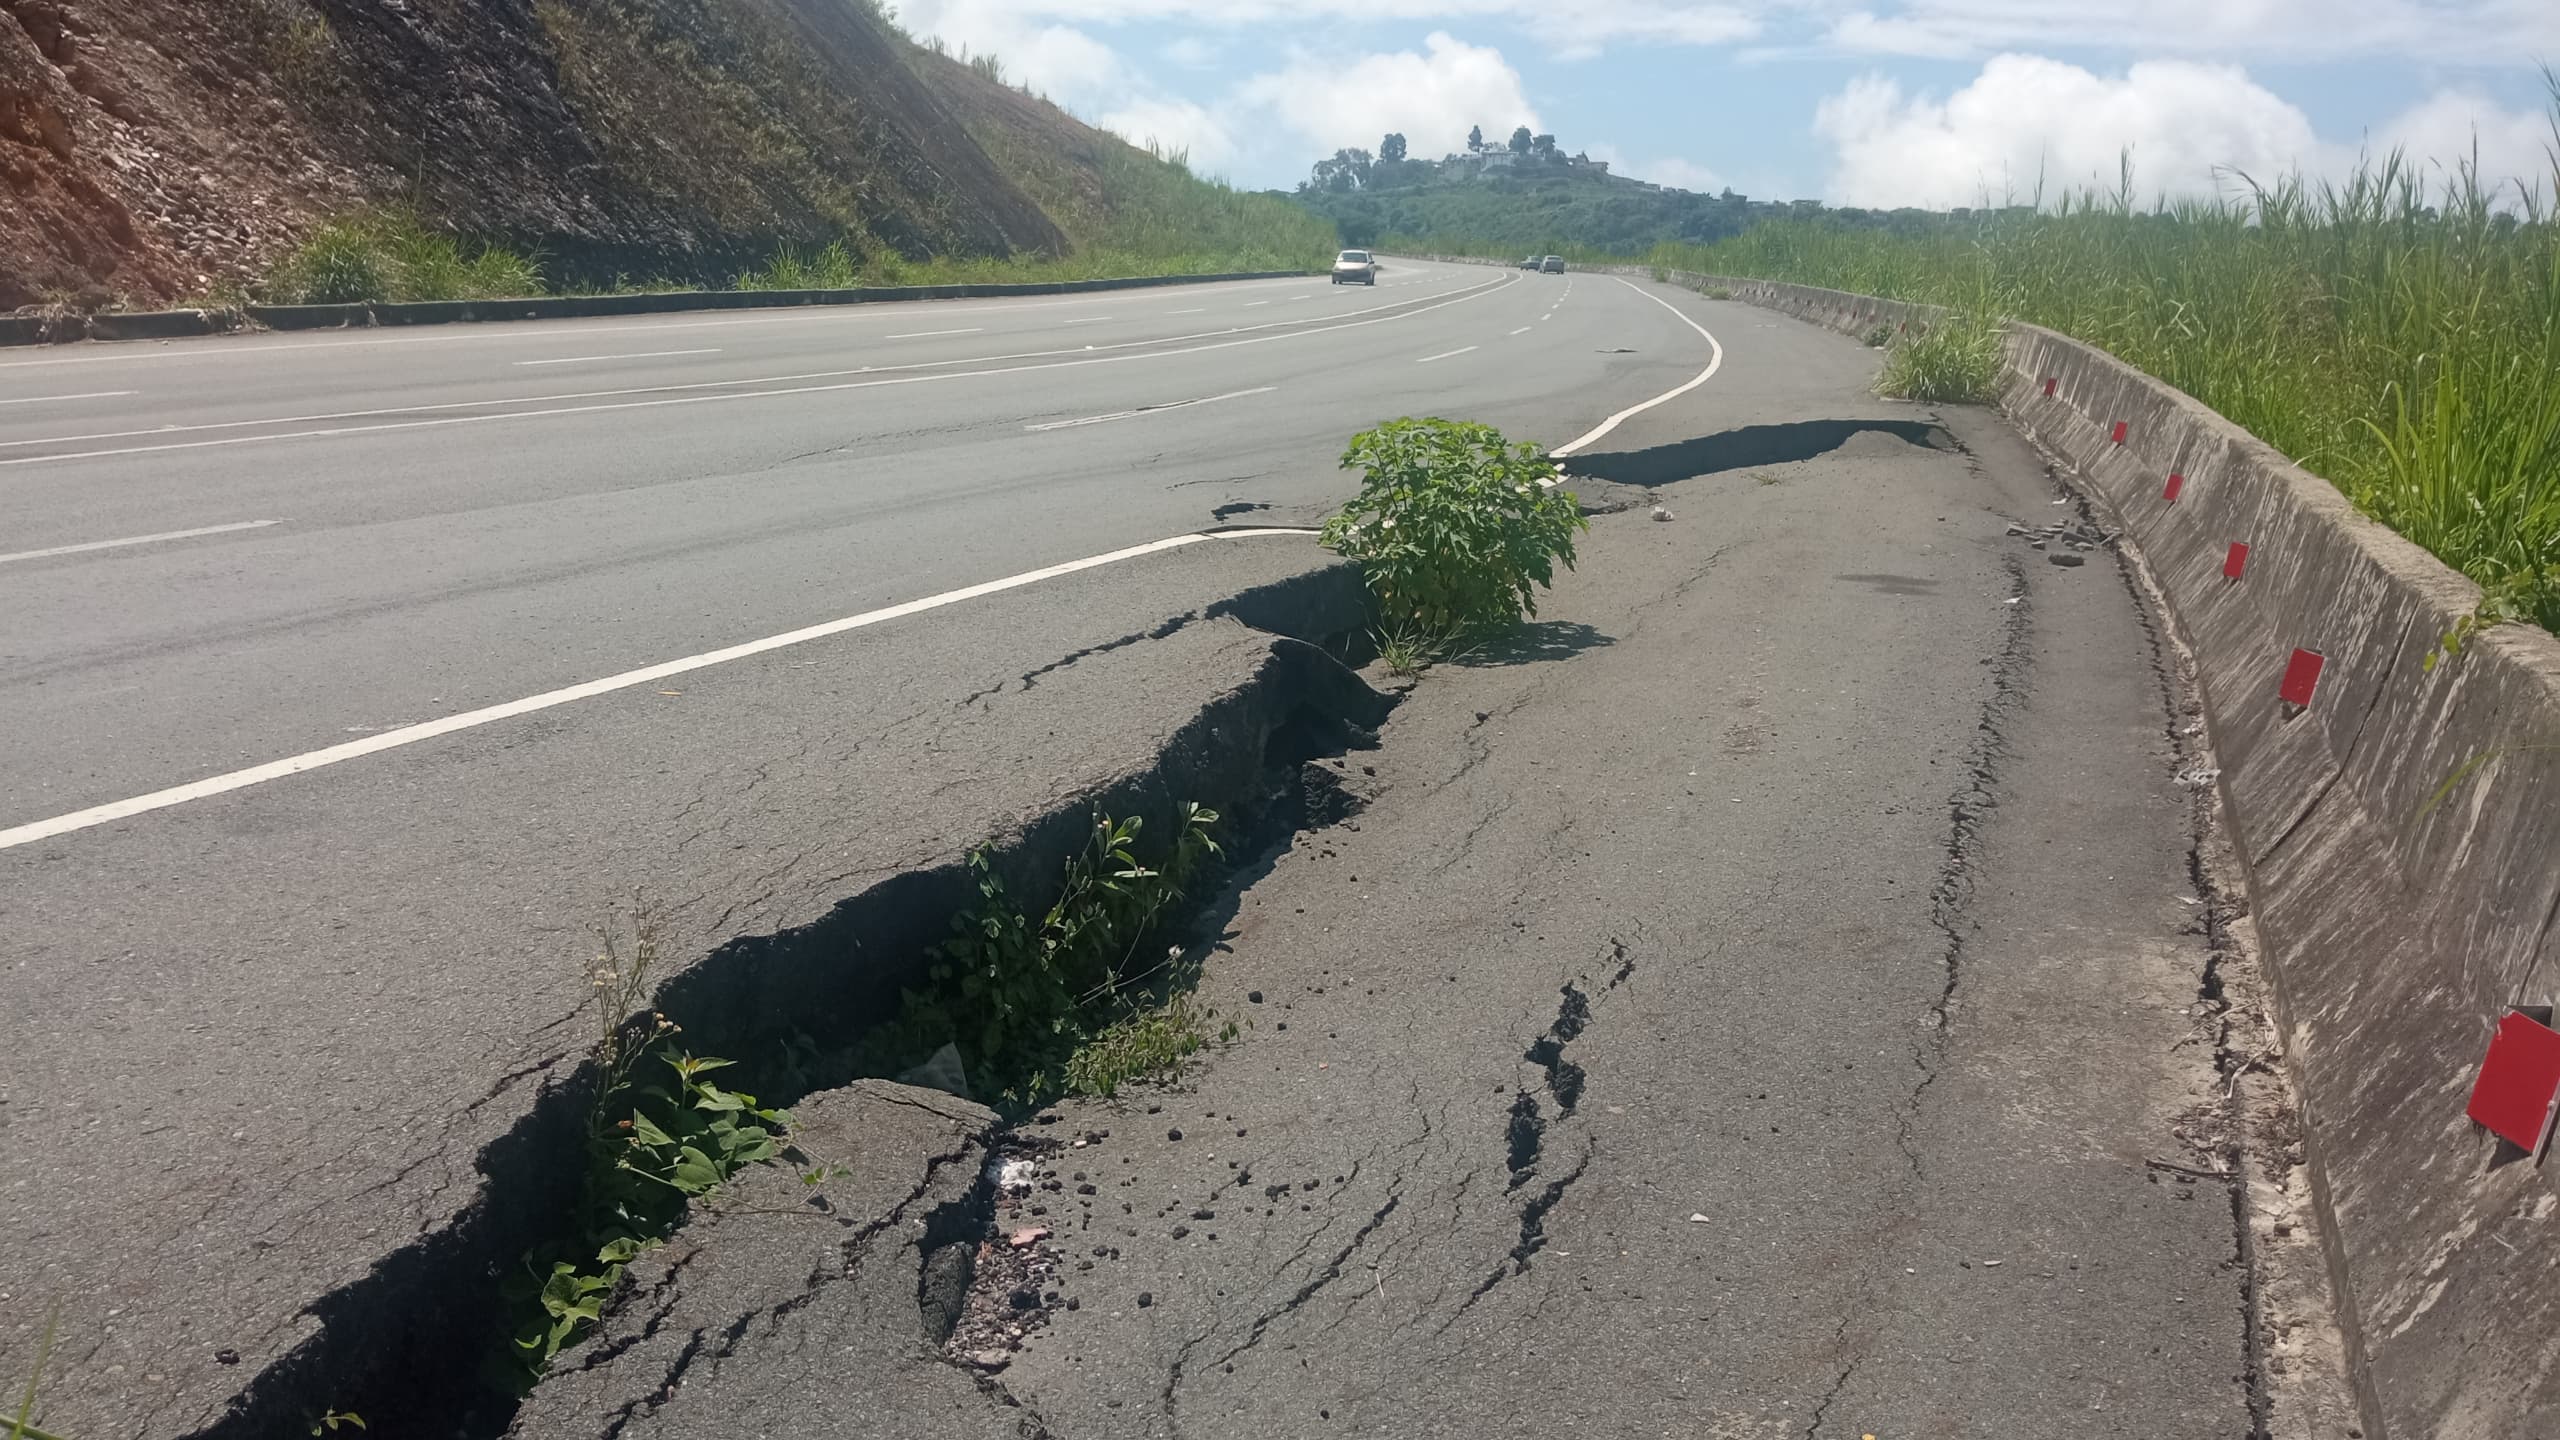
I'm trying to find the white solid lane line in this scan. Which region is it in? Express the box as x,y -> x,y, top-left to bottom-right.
1416,346 -> 1478,363
888,327 -> 985,339
513,349 -> 722,367
3,278 -> 1514,467
1023,386 -> 1276,432
0,519 -> 280,567
0,528 -> 1318,850
0,390 -> 136,406
1550,277 -> 1724,459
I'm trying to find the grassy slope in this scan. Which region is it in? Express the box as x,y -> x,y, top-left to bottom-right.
903,46 -> 1336,277
1645,157 -> 2559,634
259,11 -> 1331,302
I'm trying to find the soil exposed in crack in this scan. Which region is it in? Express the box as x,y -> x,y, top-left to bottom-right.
192,571 -> 1393,1440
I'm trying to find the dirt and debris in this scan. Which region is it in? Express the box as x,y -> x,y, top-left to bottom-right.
0,0 -> 1098,308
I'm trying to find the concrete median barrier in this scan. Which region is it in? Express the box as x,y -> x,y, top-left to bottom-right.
5,270 -> 1313,348
1613,258 -> 2560,1440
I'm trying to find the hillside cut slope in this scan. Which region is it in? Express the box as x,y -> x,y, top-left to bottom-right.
0,0 -> 1087,308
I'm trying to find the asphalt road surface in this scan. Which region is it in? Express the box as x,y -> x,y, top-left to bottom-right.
0,260 -> 2250,1438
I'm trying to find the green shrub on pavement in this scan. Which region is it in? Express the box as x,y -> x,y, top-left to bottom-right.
1321,418 -> 1590,635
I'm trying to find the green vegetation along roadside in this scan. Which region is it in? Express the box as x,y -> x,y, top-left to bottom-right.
1322,121 -> 2532,639
1643,140 -> 2560,636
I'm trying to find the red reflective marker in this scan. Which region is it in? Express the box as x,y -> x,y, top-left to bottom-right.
2111,421 -> 2129,445
2043,377 -> 2058,397
2279,648 -> 2326,708
2164,472 -> 2185,502
2224,542 -> 2250,579
2469,1011 -> 2560,1152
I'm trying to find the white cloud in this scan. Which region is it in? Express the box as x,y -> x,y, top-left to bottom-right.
1823,1 -> 2558,64
1235,32 -> 1541,160
1813,55 -> 2556,210
891,0 -> 1134,109
2365,91 -> 2557,200
1100,97 -> 1239,171
1160,35 -> 1223,68
1584,142 -> 1727,192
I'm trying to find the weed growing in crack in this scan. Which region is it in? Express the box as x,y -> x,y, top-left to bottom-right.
6,1302 -> 67,1440
497,900 -> 785,1391
1373,620 -> 1459,677
1067,993 -> 1237,1097
865,805 -> 1226,1102
1321,418 -> 1590,637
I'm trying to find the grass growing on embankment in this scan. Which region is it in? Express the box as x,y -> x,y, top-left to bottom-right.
1641,133 -> 2560,635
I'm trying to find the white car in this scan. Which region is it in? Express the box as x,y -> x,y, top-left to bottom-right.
1330,249 -> 1379,285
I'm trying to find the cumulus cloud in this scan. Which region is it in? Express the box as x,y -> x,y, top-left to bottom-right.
1823,0 -> 2557,63
1812,55 -> 2555,210
2366,90 -> 2558,199
1099,97 -> 1240,171
1234,32 -> 1541,159
890,0 -> 1134,109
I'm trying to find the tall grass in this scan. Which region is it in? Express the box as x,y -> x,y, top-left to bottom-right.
263,210 -> 544,304
1647,104 -> 2560,635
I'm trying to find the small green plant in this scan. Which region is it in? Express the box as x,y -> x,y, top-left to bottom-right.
1753,470 -> 1783,486
1874,313 -> 2003,404
1700,286 -> 1733,301
867,805 -> 1222,1099
1863,324 -> 1894,348
307,1412 -> 366,1436
1065,993 -> 1236,1097
265,211 -> 543,305
8,1303 -> 68,1440
1321,418 -> 1591,635
498,902 -> 784,1389
1373,623 -> 1448,677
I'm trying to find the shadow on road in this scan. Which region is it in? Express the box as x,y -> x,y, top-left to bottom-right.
1450,620 -> 1616,668
1565,418 -> 1958,487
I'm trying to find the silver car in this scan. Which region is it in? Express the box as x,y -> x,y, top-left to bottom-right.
1331,249 -> 1379,285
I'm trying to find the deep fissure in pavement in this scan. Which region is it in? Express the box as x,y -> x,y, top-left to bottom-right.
189,570 -> 1396,1440
1467,946 -> 1637,1307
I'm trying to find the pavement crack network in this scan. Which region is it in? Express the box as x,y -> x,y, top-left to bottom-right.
957,612 -> 1199,709
1895,554 -> 2032,1179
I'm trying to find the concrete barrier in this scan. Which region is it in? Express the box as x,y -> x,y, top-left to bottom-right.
1611,258 -> 2560,1440
3,270 -> 1313,348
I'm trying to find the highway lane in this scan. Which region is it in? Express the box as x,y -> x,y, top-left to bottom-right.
0,260 -> 1688,828
0,259 -> 1733,1434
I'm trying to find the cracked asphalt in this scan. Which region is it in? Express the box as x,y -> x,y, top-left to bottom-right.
930,421 -> 2252,1435
3,265 -> 2252,1438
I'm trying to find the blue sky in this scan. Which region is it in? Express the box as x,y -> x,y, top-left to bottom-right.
892,1 -> 2557,207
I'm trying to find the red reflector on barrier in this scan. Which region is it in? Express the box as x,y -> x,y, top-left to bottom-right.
2279,648 -> 2325,708
2164,472 -> 2185,502
2111,421 -> 2129,444
2469,1011 -> 2560,1152
2043,377 -> 2058,397
2224,542 -> 2249,579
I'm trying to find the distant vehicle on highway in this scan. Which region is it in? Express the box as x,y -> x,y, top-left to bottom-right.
1331,249 -> 1379,285
1540,255 -> 1566,274
1520,255 -> 1541,269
